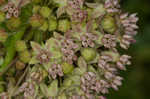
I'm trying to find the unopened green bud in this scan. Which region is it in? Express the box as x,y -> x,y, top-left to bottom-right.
30,14 -> 44,28
0,11 -> 5,22
48,17 -> 57,31
63,79 -> 72,87
6,17 -> 21,30
81,48 -> 96,62
16,61 -> 25,70
19,50 -> 31,63
42,69 -> 48,79
33,5 -> 40,14
39,21 -> 48,31
40,6 -> 52,18
0,29 -> 8,43
15,40 -> 27,52
62,62 -> 74,74
58,19 -> 70,32
101,15 -> 116,33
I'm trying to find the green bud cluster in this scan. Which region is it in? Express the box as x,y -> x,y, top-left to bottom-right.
62,62 -> 74,74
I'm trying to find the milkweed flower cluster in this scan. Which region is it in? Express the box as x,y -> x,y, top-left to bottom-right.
0,0 -> 138,99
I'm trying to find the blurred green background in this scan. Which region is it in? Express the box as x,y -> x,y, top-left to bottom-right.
107,0 -> 150,99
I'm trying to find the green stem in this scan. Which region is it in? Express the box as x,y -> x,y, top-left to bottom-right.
0,27 -> 26,75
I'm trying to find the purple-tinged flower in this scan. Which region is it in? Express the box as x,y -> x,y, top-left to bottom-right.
80,72 -> 110,98
70,95 -> 86,99
80,72 -> 96,92
31,71 -> 43,83
30,42 -> 52,65
98,55 -> 117,80
68,0 -> 84,9
116,55 -> 131,70
97,80 -> 110,94
120,13 -> 139,36
120,35 -> 135,49
36,49 -> 52,64
48,64 -> 64,79
110,76 -> 123,91
2,2 -> 19,19
104,0 -> 120,13
98,96 -> 107,99
0,92 -> 9,99
17,82 -> 36,99
80,33 -> 98,48
101,34 -> 117,50
17,82 -> 29,93
71,9 -> 87,23
61,38 -> 79,64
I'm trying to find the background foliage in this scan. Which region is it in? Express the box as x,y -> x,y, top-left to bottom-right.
107,0 -> 150,99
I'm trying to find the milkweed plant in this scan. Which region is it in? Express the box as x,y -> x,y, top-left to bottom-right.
0,0 -> 139,99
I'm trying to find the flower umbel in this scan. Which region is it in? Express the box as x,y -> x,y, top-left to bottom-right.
0,0 -> 139,99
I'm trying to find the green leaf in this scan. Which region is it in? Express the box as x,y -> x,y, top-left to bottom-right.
40,83 -> 49,97
48,80 -> 58,97
77,57 -> 87,74
29,56 -> 39,64
30,41 -> 42,54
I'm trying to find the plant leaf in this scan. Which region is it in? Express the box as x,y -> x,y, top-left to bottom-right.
48,80 -> 58,97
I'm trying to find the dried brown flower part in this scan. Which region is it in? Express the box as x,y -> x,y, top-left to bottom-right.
48,64 -> 64,79
116,55 -> 131,70
61,38 -> 79,64
0,0 -> 5,5
101,34 -> 117,50
104,0 -> 120,13
120,13 -> 139,36
80,33 -> 98,48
